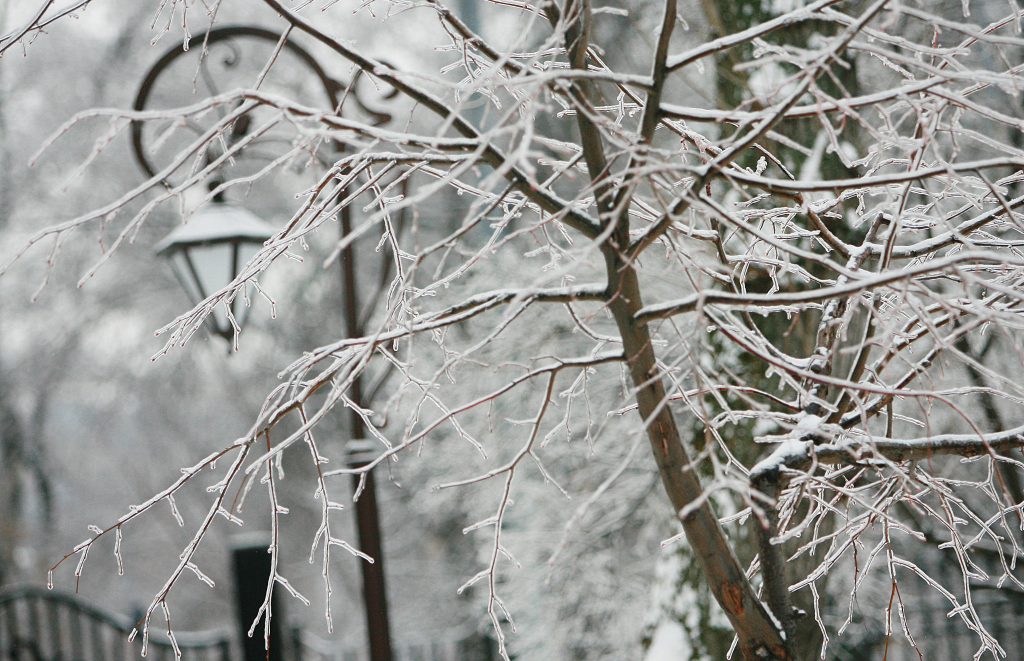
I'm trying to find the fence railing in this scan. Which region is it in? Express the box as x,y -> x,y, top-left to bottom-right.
0,585 -> 232,661
0,585 -> 495,661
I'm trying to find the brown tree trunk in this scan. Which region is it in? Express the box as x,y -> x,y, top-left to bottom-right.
603,244 -> 791,660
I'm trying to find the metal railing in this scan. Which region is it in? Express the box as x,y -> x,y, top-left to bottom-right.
0,585 -> 232,661
0,585 -> 495,661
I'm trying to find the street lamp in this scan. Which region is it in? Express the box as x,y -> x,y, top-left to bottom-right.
154,198 -> 276,342
132,26 -> 397,661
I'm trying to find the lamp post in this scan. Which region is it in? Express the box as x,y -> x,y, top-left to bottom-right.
132,26 -> 395,661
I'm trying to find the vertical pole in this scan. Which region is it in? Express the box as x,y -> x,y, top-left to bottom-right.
231,540 -> 284,661
290,624 -> 304,661
340,204 -> 394,661
47,597 -> 62,659
347,448 -> 393,661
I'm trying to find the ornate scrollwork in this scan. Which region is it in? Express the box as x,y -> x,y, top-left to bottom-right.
131,25 -> 394,184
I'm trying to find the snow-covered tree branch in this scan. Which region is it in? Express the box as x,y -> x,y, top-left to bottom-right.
6,0 -> 1024,659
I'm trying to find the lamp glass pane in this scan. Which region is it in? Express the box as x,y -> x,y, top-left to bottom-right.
232,241 -> 263,327
186,243 -> 234,334
169,250 -> 203,306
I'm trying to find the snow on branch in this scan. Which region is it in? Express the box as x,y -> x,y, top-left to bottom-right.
10,0 -> 1024,659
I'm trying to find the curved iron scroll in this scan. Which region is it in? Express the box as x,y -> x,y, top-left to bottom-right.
130,25 -> 394,182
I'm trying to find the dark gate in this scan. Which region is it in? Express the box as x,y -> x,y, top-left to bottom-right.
0,585 -> 232,661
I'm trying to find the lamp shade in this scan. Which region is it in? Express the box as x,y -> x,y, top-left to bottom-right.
155,201 -> 277,342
